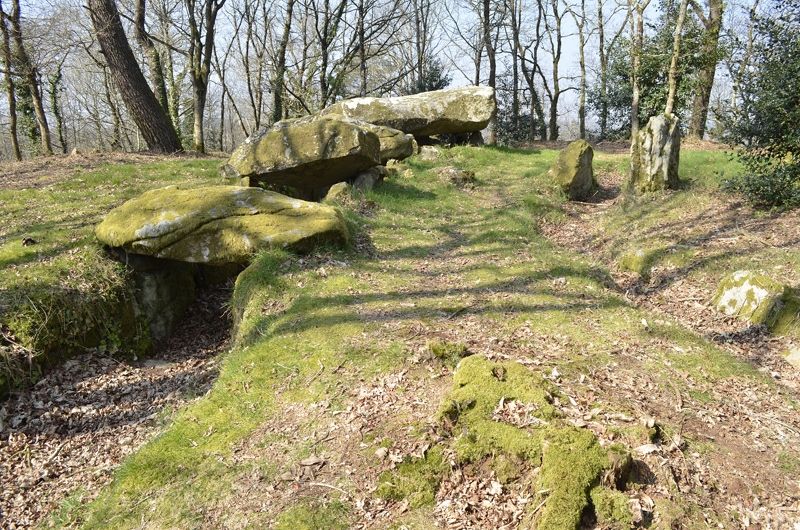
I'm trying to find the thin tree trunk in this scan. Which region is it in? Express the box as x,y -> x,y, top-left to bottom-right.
48,64 -> 67,153
630,0 -> 651,138
665,0 -> 690,116
88,0 -> 182,152
10,0 -> 51,155
273,0 -> 295,122
483,0 -> 497,144
687,0 -> 723,138
0,2 -> 21,160
134,0 -> 170,115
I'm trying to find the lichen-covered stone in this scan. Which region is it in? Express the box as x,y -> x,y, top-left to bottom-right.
218,114 -> 381,189
431,166 -> 475,187
385,159 -> 410,177
96,186 -> 348,265
712,270 -> 785,324
420,145 -> 439,161
321,86 -> 496,137
619,248 -> 662,280
628,113 -> 681,194
546,139 -> 596,200
353,166 -> 388,192
322,182 -> 351,203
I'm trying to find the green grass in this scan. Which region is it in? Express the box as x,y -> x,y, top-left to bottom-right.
35,145 -> 794,529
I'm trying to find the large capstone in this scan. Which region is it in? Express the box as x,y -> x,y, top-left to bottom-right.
321,86 -> 496,137
628,113 -> 681,194
96,186 -> 349,265
546,139 -> 596,200
218,114 -> 381,189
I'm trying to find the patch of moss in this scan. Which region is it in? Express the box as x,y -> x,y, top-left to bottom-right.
375,445 -> 449,508
427,340 -> 470,366
619,248 -> 663,280
590,486 -> 634,528
536,428 -> 611,530
273,501 -> 351,530
438,355 -> 560,462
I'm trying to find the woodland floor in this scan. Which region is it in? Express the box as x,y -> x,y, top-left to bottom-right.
1,144 -> 800,529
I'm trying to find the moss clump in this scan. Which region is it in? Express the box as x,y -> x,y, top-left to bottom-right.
437,355 -> 560,462
537,428 -> 611,530
375,445 -> 449,508
619,248 -> 662,280
589,486 -> 634,528
439,356 -> 635,530
273,501 -> 351,530
428,340 -> 470,365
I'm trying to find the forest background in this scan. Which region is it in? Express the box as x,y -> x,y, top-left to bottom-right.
0,0 -> 773,160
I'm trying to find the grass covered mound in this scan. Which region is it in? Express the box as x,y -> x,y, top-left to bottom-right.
6,144 -> 800,530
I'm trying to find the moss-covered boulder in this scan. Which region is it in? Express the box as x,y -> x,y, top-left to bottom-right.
358,121 -> 415,163
218,115 -> 381,189
628,113 -> 681,194
321,86 -> 496,137
546,139 -> 596,200
96,186 -> 348,265
713,271 -> 800,335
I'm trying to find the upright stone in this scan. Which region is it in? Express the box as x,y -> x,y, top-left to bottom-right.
321,86 -> 496,137
546,139 -> 596,200
628,114 -> 681,194
218,115 -> 381,190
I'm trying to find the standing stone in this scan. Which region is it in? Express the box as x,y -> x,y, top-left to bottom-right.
321,86 -> 496,137
358,122 -> 415,163
353,166 -> 388,192
628,114 -> 681,194
218,114 -> 380,190
546,139 -> 596,200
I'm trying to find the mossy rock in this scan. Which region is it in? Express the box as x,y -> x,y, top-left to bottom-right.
713,271 -> 799,335
96,186 -> 349,265
321,86 -> 496,136
218,114 -> 381,189
546,139 -> 596,200
619,248 -> 662,280
628,113 -> 681,194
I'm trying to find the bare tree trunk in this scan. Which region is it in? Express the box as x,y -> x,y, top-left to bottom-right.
566,0 -> 587,139
88,0 -> 182,152
629,0 -> 651,138
665,0 -> 690,115
687,0 -> 723,138
0,1 -> 21,160
9,0 -> 52,155
47,62 -> 67,153
273,0 -> 295,121
134,0 -> 170,115
483,0 -> 497,144
186,0 -> 226,153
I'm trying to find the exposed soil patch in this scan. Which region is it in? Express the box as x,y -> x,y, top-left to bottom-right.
0,282 -> 232,529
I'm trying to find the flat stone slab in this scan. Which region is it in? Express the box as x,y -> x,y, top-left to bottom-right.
218,114 -> 381,189
321,86 -> 496,137
96,186 -> 348,265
